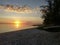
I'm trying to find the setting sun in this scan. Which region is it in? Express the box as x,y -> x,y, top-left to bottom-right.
14,20 -> 22,28
14,21 -> 20,24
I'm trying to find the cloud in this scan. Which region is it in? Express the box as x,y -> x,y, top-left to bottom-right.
0,5 -> 44,24
0,4 -> 41,14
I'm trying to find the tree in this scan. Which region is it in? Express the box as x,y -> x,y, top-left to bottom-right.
41,0 -> 60,26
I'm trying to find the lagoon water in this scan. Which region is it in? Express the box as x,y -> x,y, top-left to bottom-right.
0,24 -> 37,33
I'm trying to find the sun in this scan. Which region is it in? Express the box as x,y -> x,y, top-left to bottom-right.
14,21 -> 20,24
14,20 -> 22,28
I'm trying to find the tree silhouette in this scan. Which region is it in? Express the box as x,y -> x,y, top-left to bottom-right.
41,0 -> 60,26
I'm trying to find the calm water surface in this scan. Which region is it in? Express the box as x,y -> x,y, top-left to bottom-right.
0,24 -> 37,33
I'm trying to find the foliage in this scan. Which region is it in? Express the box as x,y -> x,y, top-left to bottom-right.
41,0 -> 60,26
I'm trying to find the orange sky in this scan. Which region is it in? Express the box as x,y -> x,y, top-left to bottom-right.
0,5 -> 44,26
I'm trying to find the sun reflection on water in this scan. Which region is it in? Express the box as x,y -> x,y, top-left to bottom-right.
15,23 -> 20,28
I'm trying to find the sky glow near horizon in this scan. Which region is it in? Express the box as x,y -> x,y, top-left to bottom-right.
0,0 -> 46,24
